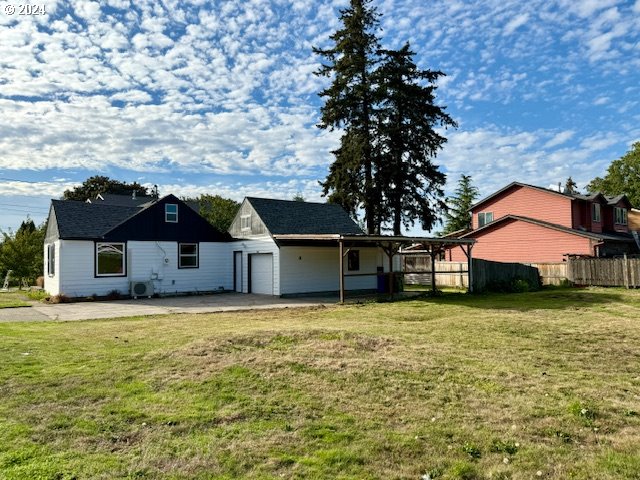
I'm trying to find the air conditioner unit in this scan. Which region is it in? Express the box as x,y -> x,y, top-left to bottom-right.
131,281 -> 154,299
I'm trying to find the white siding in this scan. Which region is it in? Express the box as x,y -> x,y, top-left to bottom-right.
279,246 -> 385,295
229,237 -> 280,295
43,240 -> 61,296
57,240 -> 232,298
58,240 -> 128,298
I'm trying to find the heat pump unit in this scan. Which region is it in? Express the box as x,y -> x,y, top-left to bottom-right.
131,281 -> 154,298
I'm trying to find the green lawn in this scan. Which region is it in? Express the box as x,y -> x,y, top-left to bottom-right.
1,288 -> 640,479
0,290 -> 30,308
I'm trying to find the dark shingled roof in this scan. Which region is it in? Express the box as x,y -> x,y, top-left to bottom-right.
52,200 -> 142,239
247,197 -> 364,235
89,193 -> 154,207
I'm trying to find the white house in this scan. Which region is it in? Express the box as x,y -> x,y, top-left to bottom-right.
44,194 -> 232,298
227,197 -> 399,296
44,194 -> 433,299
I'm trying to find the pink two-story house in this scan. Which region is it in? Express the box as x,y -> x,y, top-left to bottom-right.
446,182 -> 637,263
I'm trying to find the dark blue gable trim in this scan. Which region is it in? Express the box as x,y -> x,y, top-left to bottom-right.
103,195 -> 229,243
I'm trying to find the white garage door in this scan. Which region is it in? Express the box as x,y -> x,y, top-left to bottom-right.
250,253 -> 273,295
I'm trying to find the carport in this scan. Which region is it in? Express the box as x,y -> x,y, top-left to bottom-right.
272,234 -> 476,302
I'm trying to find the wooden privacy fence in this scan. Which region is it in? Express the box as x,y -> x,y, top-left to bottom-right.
526,263 -> 568,286
568,257 -> 640,288
403,258 -> 540,291
404,260 -> 468,287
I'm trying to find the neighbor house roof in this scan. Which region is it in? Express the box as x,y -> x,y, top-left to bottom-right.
246,197 -> 364,235
87,193 -> 155,207
51,200 -> 142,239
458,214 -> 635,242
472,181 -> 633,211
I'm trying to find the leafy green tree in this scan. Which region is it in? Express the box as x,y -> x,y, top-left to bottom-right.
314,0 -> 381,233
442,174 -> 479,235
0,219 -> 46,287
195,195 -> 240,233
587,142 -> 640,207
63,175 -> 149,201
376,43 -> 456,234
292,192 -> 306,202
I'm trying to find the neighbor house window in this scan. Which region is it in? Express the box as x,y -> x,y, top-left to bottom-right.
165,204 -> 178,223
96,243 -> 126,276
615,207 -> 628,225
179,243 -> 199,268
240,214 -> 251,231
592,203 -> 601,222
478,212 -> 493,227
47,244 -> 55,276
347,250 -> 360,271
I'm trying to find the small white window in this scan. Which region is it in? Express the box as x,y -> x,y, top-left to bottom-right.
179,243 -> 199,268
165,204 -> 178,223
240,214 -> 251,231
47,244 -> 55,276
478,212 -> 493,227
592,203 -> 601,222
96,243 -> 126,277
615,207 -> 627,225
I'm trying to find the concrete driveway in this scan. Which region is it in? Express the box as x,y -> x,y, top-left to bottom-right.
0,293 -> 339,322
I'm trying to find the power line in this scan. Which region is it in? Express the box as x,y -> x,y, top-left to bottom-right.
0,202 -> 50,212
0,177 -> 70,184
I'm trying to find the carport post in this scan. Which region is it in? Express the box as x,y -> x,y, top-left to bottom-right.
430,246 -> 437,293
339,238 -> 345,303
465,244 -> 474,293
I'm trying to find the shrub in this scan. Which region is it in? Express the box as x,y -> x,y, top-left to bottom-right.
49,294 -> 70,304
106,290 -> 122,300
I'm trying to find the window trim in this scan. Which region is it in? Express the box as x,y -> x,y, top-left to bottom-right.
178,243 -> 199,269
95,242 -> 126,277
347,250 -> 360,272
592,203 -> 601,223
47,244 -> 55,277
478,211 -> 494,228
240,214 -> 251,231
614,207 -> 628,225
165,203 -> 178,223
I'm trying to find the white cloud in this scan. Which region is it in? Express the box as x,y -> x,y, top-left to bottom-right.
503,13 -> 529,36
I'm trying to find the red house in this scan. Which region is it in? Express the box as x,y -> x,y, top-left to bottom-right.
446,182 -> 638,263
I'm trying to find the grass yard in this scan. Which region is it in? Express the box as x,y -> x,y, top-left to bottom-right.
0,290 -> 31,308
1,288 -> 640,479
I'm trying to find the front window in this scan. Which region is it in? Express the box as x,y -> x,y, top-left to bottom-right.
96,243 -> 125,276
179,243 -> 199,268
47,244 -> 55,276
347,250 -> 360,271
592,203 -> 601,222
240,214 -> 251,231
165,204 -> 178,223
478,212 -> 494,227
615,207 -> 628,225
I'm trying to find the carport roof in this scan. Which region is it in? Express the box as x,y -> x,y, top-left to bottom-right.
271,233 -> 475,247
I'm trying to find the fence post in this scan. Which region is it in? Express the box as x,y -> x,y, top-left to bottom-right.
624,254 -> 629,289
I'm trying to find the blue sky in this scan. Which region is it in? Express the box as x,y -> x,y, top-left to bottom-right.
1,0 -> 639,234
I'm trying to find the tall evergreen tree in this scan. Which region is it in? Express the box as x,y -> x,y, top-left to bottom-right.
376,44 -> 457,234
314,0 -> 381,233
564,176 -> 578,194
442,174 -> 479,235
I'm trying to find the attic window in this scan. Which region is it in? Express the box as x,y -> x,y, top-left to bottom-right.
165,204 -> 178,223
240,214 -> 251,231
592,203 -> 601,223
615,207 -> 627,225
478,212 -> 493,227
